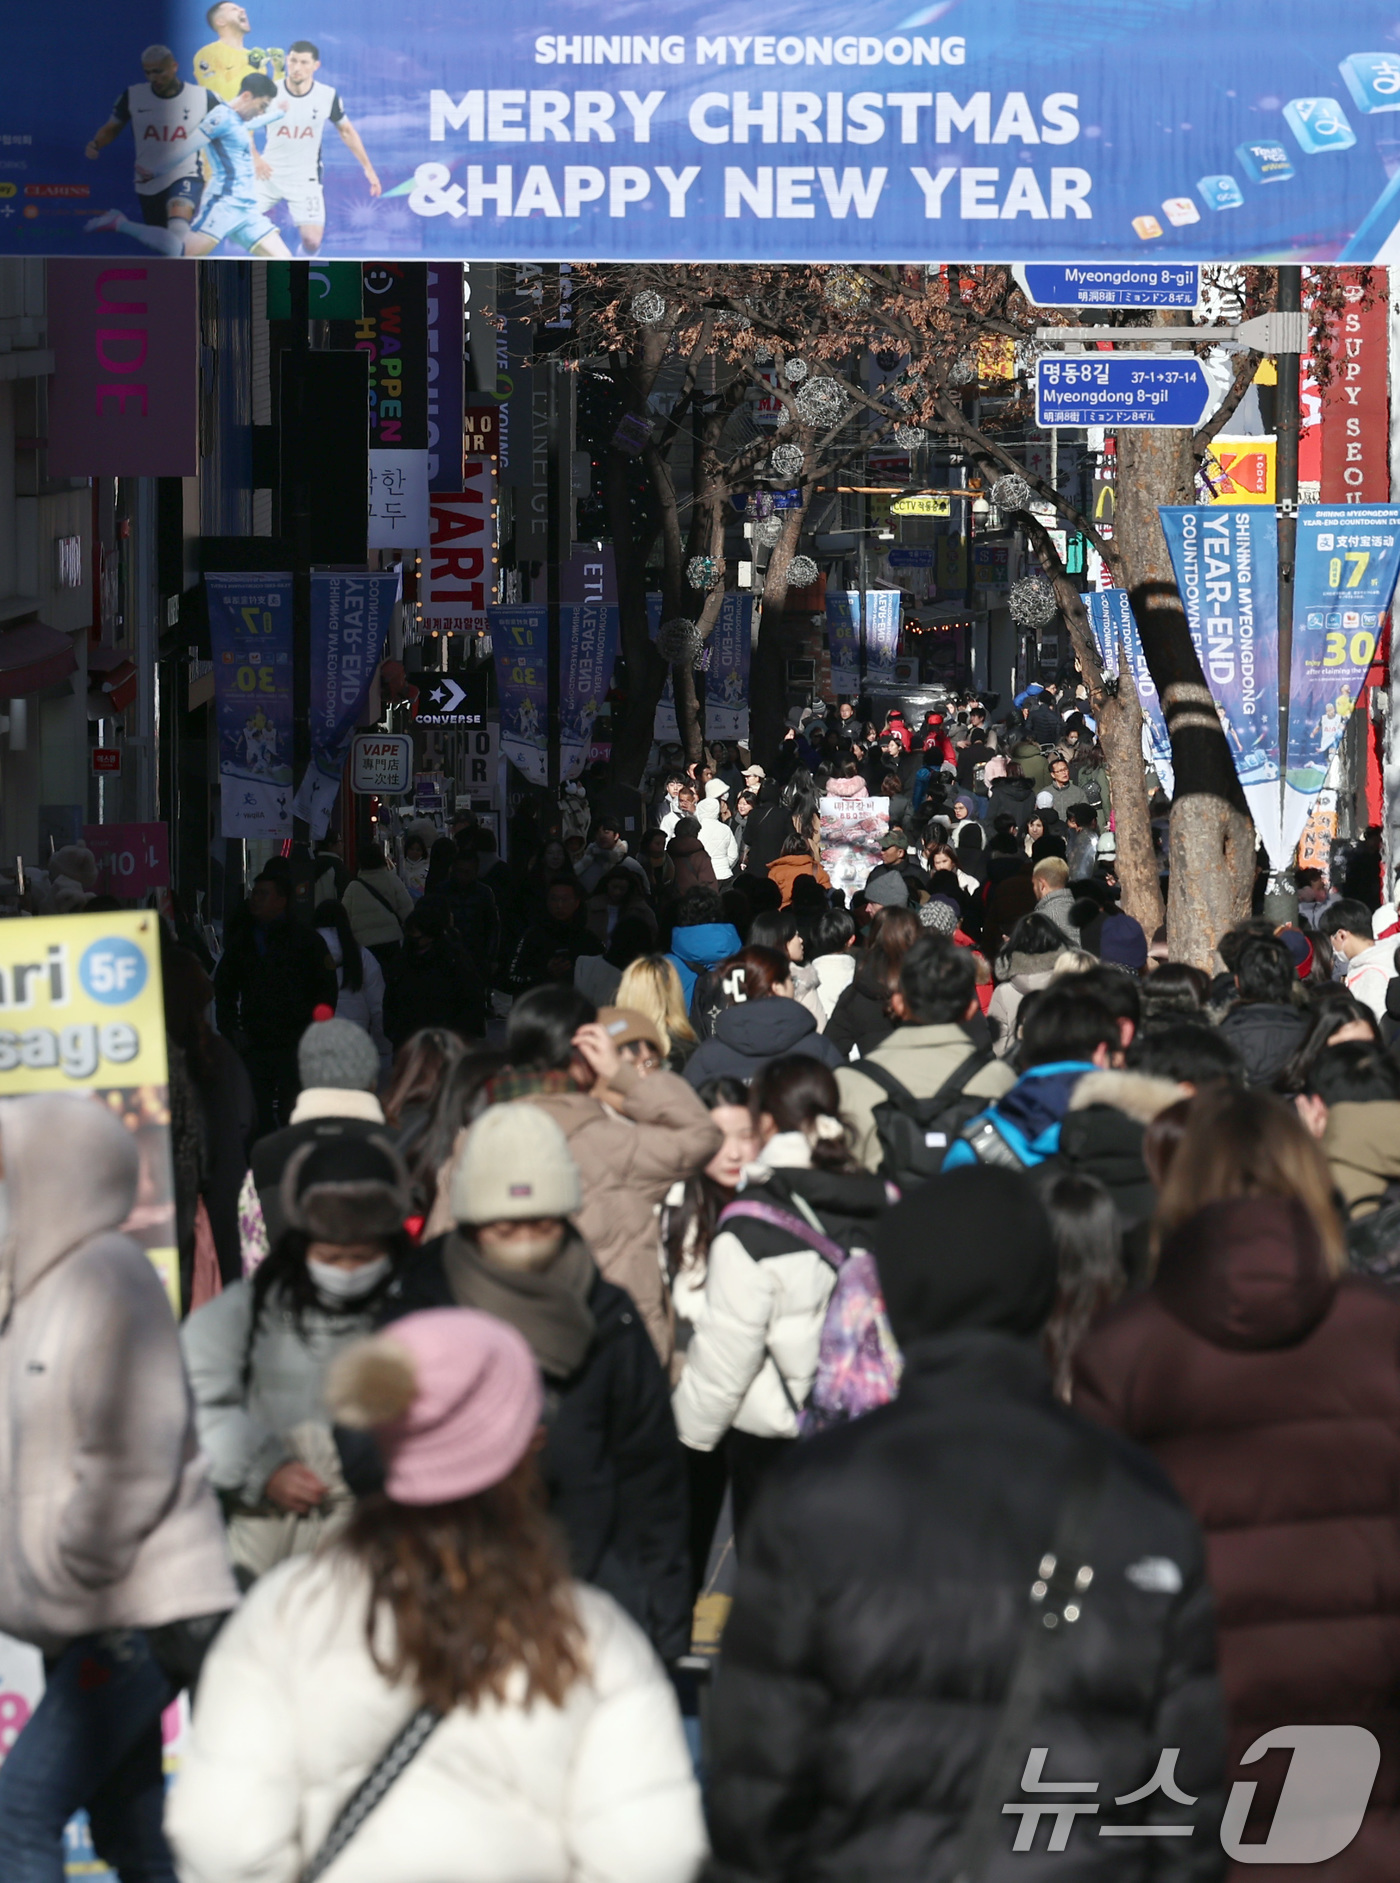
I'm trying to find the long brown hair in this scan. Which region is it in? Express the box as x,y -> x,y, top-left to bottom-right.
339,1460 -> 586,1713
1153,1085 -> 1345,1276
861,905 -> 921,999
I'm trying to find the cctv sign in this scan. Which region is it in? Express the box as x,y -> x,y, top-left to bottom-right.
351,733 -> 414,796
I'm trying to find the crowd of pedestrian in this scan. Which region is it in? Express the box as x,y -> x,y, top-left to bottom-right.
4,687 -> 1400,1881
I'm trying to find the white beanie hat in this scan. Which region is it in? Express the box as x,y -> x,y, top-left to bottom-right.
450,1102 -> 582,1226
1036,790 -> 1055,809
704,777 -> 730,800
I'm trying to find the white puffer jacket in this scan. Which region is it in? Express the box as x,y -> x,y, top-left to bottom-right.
671,1135 -> 891,1449
167,1554 -> 707,1883
694,799 -> 738,881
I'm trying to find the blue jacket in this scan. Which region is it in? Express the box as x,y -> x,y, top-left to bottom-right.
666,921 -> 743,1005
941,1061 -> 1096,1170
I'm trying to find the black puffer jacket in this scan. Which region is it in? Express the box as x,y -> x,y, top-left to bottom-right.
822,955 -> 895,1060
1214,1001 -> 1308,1087
683,996 -> 845,1087
705,1332 -> 1226,1883
743,780 -> 796,876
384,1243 -> 690,1660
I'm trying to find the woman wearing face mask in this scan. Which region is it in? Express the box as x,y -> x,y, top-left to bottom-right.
384,1102 -> 690,1664
662,1078 -> 759,1592
181,1136 -> 410,1585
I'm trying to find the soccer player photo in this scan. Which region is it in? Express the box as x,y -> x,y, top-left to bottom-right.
84,44 -> 217,236
86,71 -> 292,258
192,3 -> 283,101
254,39 -> 380,254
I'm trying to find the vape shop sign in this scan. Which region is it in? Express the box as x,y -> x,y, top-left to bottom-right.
351,734 -> 414,795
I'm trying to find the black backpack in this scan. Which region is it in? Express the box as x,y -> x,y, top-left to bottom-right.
853,1048 -> 996,1192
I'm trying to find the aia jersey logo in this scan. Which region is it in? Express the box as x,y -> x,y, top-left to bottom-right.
141,123 -> 191,143
272,122 -> 319,139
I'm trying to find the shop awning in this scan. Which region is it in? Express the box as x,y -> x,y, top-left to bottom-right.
0,621 -> 77,698
87,643 -> 138,716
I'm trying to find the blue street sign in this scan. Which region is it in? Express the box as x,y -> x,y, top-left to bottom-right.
1016,265 -> 1200,309
1035,354 -> 1214,428
887,548 -> 936,568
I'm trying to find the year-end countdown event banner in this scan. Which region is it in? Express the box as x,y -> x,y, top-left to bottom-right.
19,6 -> 1400,262
292,571 -> 399,839
206,573 -> 294,842
1159,506 -> 1283,865
1284,506 -> 1400,858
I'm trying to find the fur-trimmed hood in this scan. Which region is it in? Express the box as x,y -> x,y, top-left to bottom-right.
1068,1069 -> 1186,1124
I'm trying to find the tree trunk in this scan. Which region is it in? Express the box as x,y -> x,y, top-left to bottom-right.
1019,516 -> 1164,938
1114,426 -> 1255,968
749,498 -> 812,762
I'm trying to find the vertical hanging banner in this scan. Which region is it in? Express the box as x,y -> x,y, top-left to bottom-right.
1321,272 -> 1390,504
560,547 -> 619,782
826,591 -> 859,696
427,263 -> 465,491
206,572 -> 294,841
1283,505 -> 1400,856
421,464 -> 496,633
1159,506 -> 1282,862
707,593 -> 753,740
647,592 -> 678,743
490,604 -> 548,784
333,264 -> 430,546
1085,591 -> 1175,795
292,572 -> 399,839
854,590 -> 903,687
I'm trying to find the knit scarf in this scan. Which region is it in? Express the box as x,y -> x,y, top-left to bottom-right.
442,1230 -> 597,1380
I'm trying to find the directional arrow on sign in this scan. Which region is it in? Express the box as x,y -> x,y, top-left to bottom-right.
1035,354 -> 1215,430
421,676 -> 466,716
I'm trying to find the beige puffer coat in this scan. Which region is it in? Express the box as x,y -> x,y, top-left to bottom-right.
0,1095 -> 236,1652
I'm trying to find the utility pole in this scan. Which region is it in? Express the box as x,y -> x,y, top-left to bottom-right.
1268,263 -> 1303,921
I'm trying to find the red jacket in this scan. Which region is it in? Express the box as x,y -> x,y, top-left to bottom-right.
1074,1195 -> 1400,1877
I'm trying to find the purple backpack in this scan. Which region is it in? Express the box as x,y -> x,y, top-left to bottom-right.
717,1195 -> 903,1434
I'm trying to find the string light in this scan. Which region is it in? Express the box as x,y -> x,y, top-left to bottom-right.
795,378 -> 846,425
631,289 -> 667,325
1008,574 -> 1058,627
788,554 -> 819,586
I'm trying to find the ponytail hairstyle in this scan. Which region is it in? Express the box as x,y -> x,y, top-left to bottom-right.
717,944 -> 791,1005
751,1055 -> 857,1172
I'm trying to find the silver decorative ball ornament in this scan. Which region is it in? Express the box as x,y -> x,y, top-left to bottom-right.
770,442 -> 805,478
894,424 -> 927,448
630,289 -> 667,326
686,554 -> 721,591
1008,574 -> 1058,628
947,357 -> 977,386
795,378 -> 846,426
782,356 -> 809,385
788,554 -> 819,587
992,474 -> 1031,512
753,514 -> 785,548
824,269 -> 871,314
656,617 -> 703,664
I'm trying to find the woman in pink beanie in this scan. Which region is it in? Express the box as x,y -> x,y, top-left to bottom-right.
167,1308 -> 706,1883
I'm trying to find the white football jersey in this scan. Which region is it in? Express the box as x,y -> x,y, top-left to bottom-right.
261,78 -> 345,180
115,82 -> 216,193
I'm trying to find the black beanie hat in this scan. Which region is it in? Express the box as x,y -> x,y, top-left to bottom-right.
874,1165 -> 1058,1347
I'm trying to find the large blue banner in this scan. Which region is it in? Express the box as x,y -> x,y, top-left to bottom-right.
826,592 -> 859,697
1159,506 -> 1283,864
19,5 -> 1400,260
292,571 -> 398,839
707,593 -> 753,739
491,605 -> 549,784
855,590 -> 903,687
1084,590 -> 1174,797
560,604 -> 620,781
1283,506 -> 1400,857
206,572 -> 294,841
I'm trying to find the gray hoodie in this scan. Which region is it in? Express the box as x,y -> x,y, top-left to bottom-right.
0,1095 -> 236,1651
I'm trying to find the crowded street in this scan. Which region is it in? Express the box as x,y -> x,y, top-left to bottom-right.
3,2 -> 1400,1879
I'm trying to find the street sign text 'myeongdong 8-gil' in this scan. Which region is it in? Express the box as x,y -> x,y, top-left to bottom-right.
16,4 -> 1400,261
